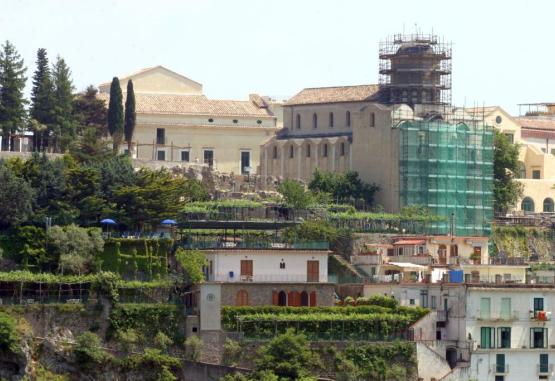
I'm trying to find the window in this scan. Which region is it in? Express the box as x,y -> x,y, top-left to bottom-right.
503,133 -> 514,144
480,297 -> 491,320
409,299 -> 415,305
420,290 -> 428,308
241,151 -> 251,175
156,128 -> 165,145
450,245 -> 458,257
346,111 -> 351,127
236,290 -> 249,306
323,144 -> 328,157
551,149 -> 555,156
208,118 -> 214,123
307,260 -> 319,282
480,327 -> 495,348
495,354 -> 505,373
534,297 -> 544,313
203,150 -> 214,167
233,119 -> 238,124
296,114 -> 301,129
329,112 -> 334,128
300,291 -> 309,307
157,150 -> 166,161
540,354 -> 549,374
544,198 -> 554,212
533,170 -> 541,179
289,145 -> 294,159
340,142 -> 345,156
312,113 -> 318,129
181,150 -> 190,162
517,161 -> 526,178
279,261 -> 285,269
257,120 -> 262,124
498,327 -> 511,348
272,146 -> 277,159
531,328 -> 548,348
240,260 -> 253,281
496,115 -> 503,124
431,295 -> 437,309
306,144 -> 311,158
370,112 -> 375,127
500,298 -> 511,320
494,376 -> 504,381
521,197 -> 535,212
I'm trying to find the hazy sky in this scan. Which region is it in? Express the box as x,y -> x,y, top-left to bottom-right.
1,0 -> 552,114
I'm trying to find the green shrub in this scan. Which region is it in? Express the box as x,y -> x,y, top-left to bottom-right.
154,331 -> 174,351
222,338 -> 242,366
116,328 -> 140,352
184,335 -> 203,361
0,312 -> 20,353
108,304 -> 180,342
74,332 -> 112,367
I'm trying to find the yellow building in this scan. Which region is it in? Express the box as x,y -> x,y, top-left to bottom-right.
98,66 -> 278,175
460,106 -> 555,213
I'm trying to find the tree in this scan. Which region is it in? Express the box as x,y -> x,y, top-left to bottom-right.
30,48 -> 55,151
277,179 -> 314,209
73,85 -> 108,137
52,56 -> 76,152
124,80 -> 136,153
255,329 -> 318,380
0,40 -> 27,151
494,130 -> 523,212
47,224 -> 104,274
0,163 -> 34,228
308,169 -> 379,206
107,77 -> 124,152
175,248 -> 207,284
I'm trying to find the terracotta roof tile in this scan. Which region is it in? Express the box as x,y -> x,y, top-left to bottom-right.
517,117 -> 555,131
285,84 -> 381,106
97,93 -> 274,118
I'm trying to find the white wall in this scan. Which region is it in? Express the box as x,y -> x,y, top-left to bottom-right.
205,250 -> 328,283
199,283 -> 222,331
470,350 -> 555,381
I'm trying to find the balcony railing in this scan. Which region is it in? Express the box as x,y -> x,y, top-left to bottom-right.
475,309 -> 519,321
537,363 -> 554,375
492,364 -> 509,374
530,310 -> 552,321
208,273 -> 326,283
182,240 -> 329,250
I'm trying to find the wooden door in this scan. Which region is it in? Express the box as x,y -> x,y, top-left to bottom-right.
240,260 -> 253,281
307,260 -> 319,282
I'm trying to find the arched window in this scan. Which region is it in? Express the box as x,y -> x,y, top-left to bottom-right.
346,111 -> 351,127
312,113 -> 318,129
272,146 -> 277,159
236,289 -> 249,306
450,245 -> 458,257
370,112 -> 375,127
300,291 -> 309,306
522,197 -> 535,213
544,198 -> 554,212
329,112 -> 334,128
296,114 -> 301,129
288,291 -> 300,307
278,290 -> 287,306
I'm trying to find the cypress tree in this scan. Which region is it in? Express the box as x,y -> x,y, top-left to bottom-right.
30,48 -> 55,151
0,40 -> 27,152
107,77 -> 123,152
124,80 -> 136,154
52,56 -> 76,152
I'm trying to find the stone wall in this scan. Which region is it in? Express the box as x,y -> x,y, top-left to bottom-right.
181,360 -> 250,381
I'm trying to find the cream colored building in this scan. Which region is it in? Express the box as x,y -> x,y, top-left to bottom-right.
461,106 -> 555,213
98,66 -> 278,174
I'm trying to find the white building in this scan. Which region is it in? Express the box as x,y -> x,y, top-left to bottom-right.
467,285 -> 555,381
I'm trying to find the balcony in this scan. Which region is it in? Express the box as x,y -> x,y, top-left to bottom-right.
475,309 -> 519,321
492,364 -> 509,374
530,310 -> 552,321
208,273 -> 326,283
437,309 -> 448,322
537,364 -> 554,375
182,239 -> 329,251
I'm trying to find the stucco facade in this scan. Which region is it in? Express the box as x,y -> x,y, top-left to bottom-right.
98,66 -> 278,174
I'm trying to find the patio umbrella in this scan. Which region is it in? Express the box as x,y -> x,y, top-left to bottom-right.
161,219 -> 177,225
100,218 -> 116,225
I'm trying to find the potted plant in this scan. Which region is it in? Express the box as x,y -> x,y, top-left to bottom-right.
470,252 -> 481,265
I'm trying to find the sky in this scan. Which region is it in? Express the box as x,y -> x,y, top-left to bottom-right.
1,0 -> 553,114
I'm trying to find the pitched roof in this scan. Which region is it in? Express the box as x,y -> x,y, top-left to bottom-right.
517,117 -> 555,131
98,65 -> 202,88
97,93 -> 274,118
285,84 -> 381,106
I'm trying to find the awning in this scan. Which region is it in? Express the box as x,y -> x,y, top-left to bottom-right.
393,239 -> 426,245
388,262 -> 429,271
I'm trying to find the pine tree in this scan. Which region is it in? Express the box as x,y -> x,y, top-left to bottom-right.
0,40 -> 27,151
124,80 -> 136,154
107,77 -> 123,152
52,56 -> 76,152
30,48 -> 55,151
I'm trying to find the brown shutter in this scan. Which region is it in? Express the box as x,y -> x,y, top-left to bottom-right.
272,291 -> 279,306
309,291 -> 317,307
307,261 -> 319,282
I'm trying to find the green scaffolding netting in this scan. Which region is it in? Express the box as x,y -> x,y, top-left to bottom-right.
399,120 -> 493,236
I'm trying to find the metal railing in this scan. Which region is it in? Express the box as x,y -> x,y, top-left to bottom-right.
537,363 -> 554,375
492,364 -> 509,374
475,309 -> 519,321
182,239 -> 329,250
208,273 -> 326,283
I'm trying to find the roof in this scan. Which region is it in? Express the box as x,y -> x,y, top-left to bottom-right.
517,117 -> 555,131
285,84 -> 380,106
387,262 -> 429,270
98,65 -> 203,88
393,239 -> 426,245
97,93 -> 274,118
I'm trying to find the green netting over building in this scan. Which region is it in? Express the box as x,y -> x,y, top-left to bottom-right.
399,120 -> 494,236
